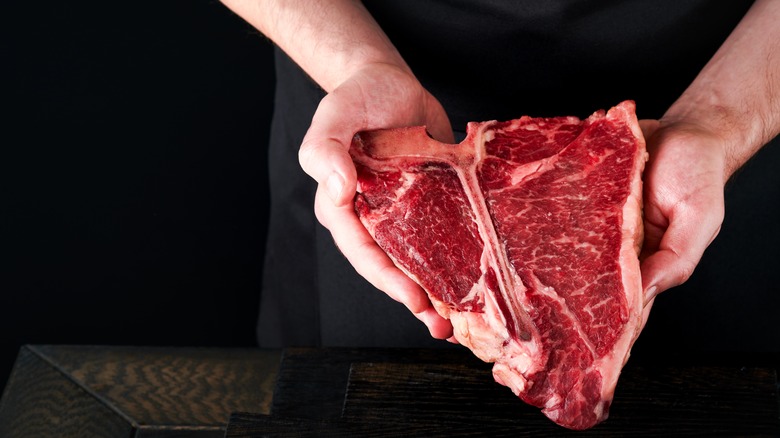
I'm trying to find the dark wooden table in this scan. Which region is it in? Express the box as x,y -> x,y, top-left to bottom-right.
1,345 -> 778,437
229,348 -> 780,437
0,345 -> 280,437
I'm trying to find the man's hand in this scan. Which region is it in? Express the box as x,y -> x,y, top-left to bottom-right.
220,0 -> 456,339
639,0 -> 779,302
638,121 -> 727,302
302,63 -> 456,340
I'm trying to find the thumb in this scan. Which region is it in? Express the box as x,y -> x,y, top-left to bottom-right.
640,208 -> 722,302
298,93 -> 359,206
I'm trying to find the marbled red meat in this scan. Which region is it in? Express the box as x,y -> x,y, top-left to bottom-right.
350,101 -> 647,430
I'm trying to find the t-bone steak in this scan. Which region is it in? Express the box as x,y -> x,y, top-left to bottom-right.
349,100 -> 648,430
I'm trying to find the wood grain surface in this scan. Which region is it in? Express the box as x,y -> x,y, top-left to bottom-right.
0,345 -> 281,438
230,347 -> 780,437
0,346 -> 132,438
3,345 -> 777,437
270,347 -> 484,420
343,362 -> 779,436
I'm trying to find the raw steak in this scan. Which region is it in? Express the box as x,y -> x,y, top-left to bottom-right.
350,101 -> 647,430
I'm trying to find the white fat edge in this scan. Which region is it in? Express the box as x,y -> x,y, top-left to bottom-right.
591,129 -> 648,406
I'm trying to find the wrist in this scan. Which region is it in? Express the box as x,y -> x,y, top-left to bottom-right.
659,0 -> 780,180
661,93 -> 770,181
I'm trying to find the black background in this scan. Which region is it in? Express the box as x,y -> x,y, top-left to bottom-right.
2,1 -> 275,393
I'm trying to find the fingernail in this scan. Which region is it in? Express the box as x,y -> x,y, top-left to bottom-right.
326,173 -> 344,201
644,286 -> 657,304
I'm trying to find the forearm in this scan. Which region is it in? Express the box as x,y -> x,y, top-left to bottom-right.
220,0 -> 409,92
662,0 -> 780,179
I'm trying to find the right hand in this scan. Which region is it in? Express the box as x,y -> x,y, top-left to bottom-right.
298,63 -> 456,340
636,118 -> 728,334
638,120 -> 727,302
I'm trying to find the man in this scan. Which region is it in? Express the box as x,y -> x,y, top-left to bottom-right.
221,0 -> 779,351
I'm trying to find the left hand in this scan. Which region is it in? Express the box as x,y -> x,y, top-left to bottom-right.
301,63 -> 456,340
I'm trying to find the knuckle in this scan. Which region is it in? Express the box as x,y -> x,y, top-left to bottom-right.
675,258 -> 697,286
297,138 -> 321,171
298,137 -> 347,182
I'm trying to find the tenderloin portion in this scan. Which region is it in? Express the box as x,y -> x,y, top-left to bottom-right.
350,101 -> 647,430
